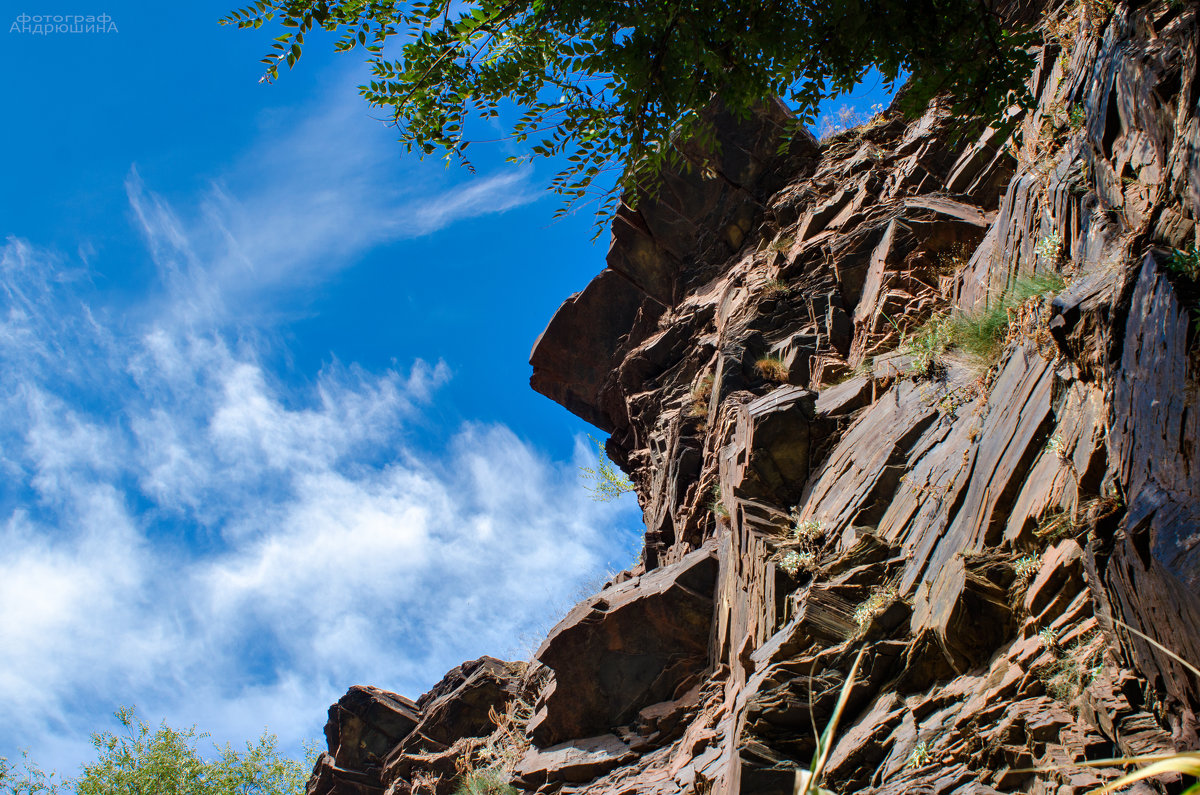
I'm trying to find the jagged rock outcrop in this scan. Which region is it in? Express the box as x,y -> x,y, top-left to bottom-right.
528,543 -> 718,748
309,1 -> 1200,793
309,658 -> 528,795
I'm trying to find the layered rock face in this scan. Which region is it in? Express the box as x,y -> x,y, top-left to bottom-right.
309,1 -> 1200,793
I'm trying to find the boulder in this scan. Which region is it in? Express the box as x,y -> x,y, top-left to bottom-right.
529,544 -> 718,746
516,734 -> 636,787
910,555 -> 1014,673
324,686 -> 420,775
310,686 -> 420,795
408,656 -> 525,750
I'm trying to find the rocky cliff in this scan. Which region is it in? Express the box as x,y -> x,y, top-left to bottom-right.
307,1 -> 1200,793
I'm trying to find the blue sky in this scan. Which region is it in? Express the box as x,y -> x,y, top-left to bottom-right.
0,1 -> 894,777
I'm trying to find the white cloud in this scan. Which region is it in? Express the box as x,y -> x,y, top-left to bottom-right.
408,169 -> 541,236
0,77 -> 634,775
120,72 -> 542,334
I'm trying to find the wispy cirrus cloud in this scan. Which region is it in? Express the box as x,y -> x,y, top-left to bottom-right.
0,227 -> 637,775
121,73 -> 541,333
0,73 -> 633,775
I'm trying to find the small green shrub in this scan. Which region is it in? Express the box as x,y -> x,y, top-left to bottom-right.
903,271 -> 1066,374
1035,231 -> 1063,263
934,242 -> 973,275
1163,243 -> 1200,345
1038,626 -> 1059,649
579,435 -> 633,501
1008,271 -> 1068,302
906,315 -> 953,377
1167,241 -> 1200,282
779,550 -> 816,577
454,768 -> 517,795
950,271 -> 1064,362
1014,554 -> 1041,587
905,740 -> 932,770
762,278 -> 792,296
791,516 -> 822,544
755,355 -> 789,383
689,374 -> 714,418
711,483 -> 730,519
944,305 -> 1010,363
1040,631 -> 1103,703
854,585 -> 897,628
1067,104 -> 1086,130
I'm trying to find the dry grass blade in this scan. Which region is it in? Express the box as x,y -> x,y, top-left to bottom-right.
1111,618 -> 1200,680
801,648 -> 865,795
1086,753 -> 1200,795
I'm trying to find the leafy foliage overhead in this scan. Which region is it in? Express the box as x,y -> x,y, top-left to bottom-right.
221,0 -> 1035,221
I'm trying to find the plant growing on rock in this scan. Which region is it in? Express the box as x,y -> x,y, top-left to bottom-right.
1035,231 -> 1063,264
817,103 -> 884,140
790,514 -> 823,544
905,740 -> 932,770
761,278 -> 792,297
710,483 -> 730,519
755,355 -> 790,383
904,271 -> 1066,375
854,585 -> 898,628
1014,554 -> 1041,587
475,699 -> 534,779
1038,626 -> 1059,649
934,242 -> 974,275
1067,104 -> 1086,130
1045,433 -> 1068,461
453,768 -> 516,795
779,550 -> 816,577
1039,630 -> 1104,703
1031,622 -> 1200,794
906,315 -> 954,377
689,374 -> 715,418
1167,240 -> 1200,282
1035,495 -> 1122,543
579,435 -> 634,501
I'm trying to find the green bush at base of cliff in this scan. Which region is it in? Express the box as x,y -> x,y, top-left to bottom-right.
0,706 -> 312,795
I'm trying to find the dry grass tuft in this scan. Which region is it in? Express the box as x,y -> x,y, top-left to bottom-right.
755,355 -> 789,383
689,374 -> 714,417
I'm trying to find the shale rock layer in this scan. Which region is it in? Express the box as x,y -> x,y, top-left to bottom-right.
309,1 -> 1200,793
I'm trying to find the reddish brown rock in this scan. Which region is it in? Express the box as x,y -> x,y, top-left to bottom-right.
406,656 -> 525,751
1024,540 -> 1084,618
309,4 -> 1200,795
516,734 -> 636,787
311,686 -> 420,795
910,554 -> 1016,674
530,544 -> 718,747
